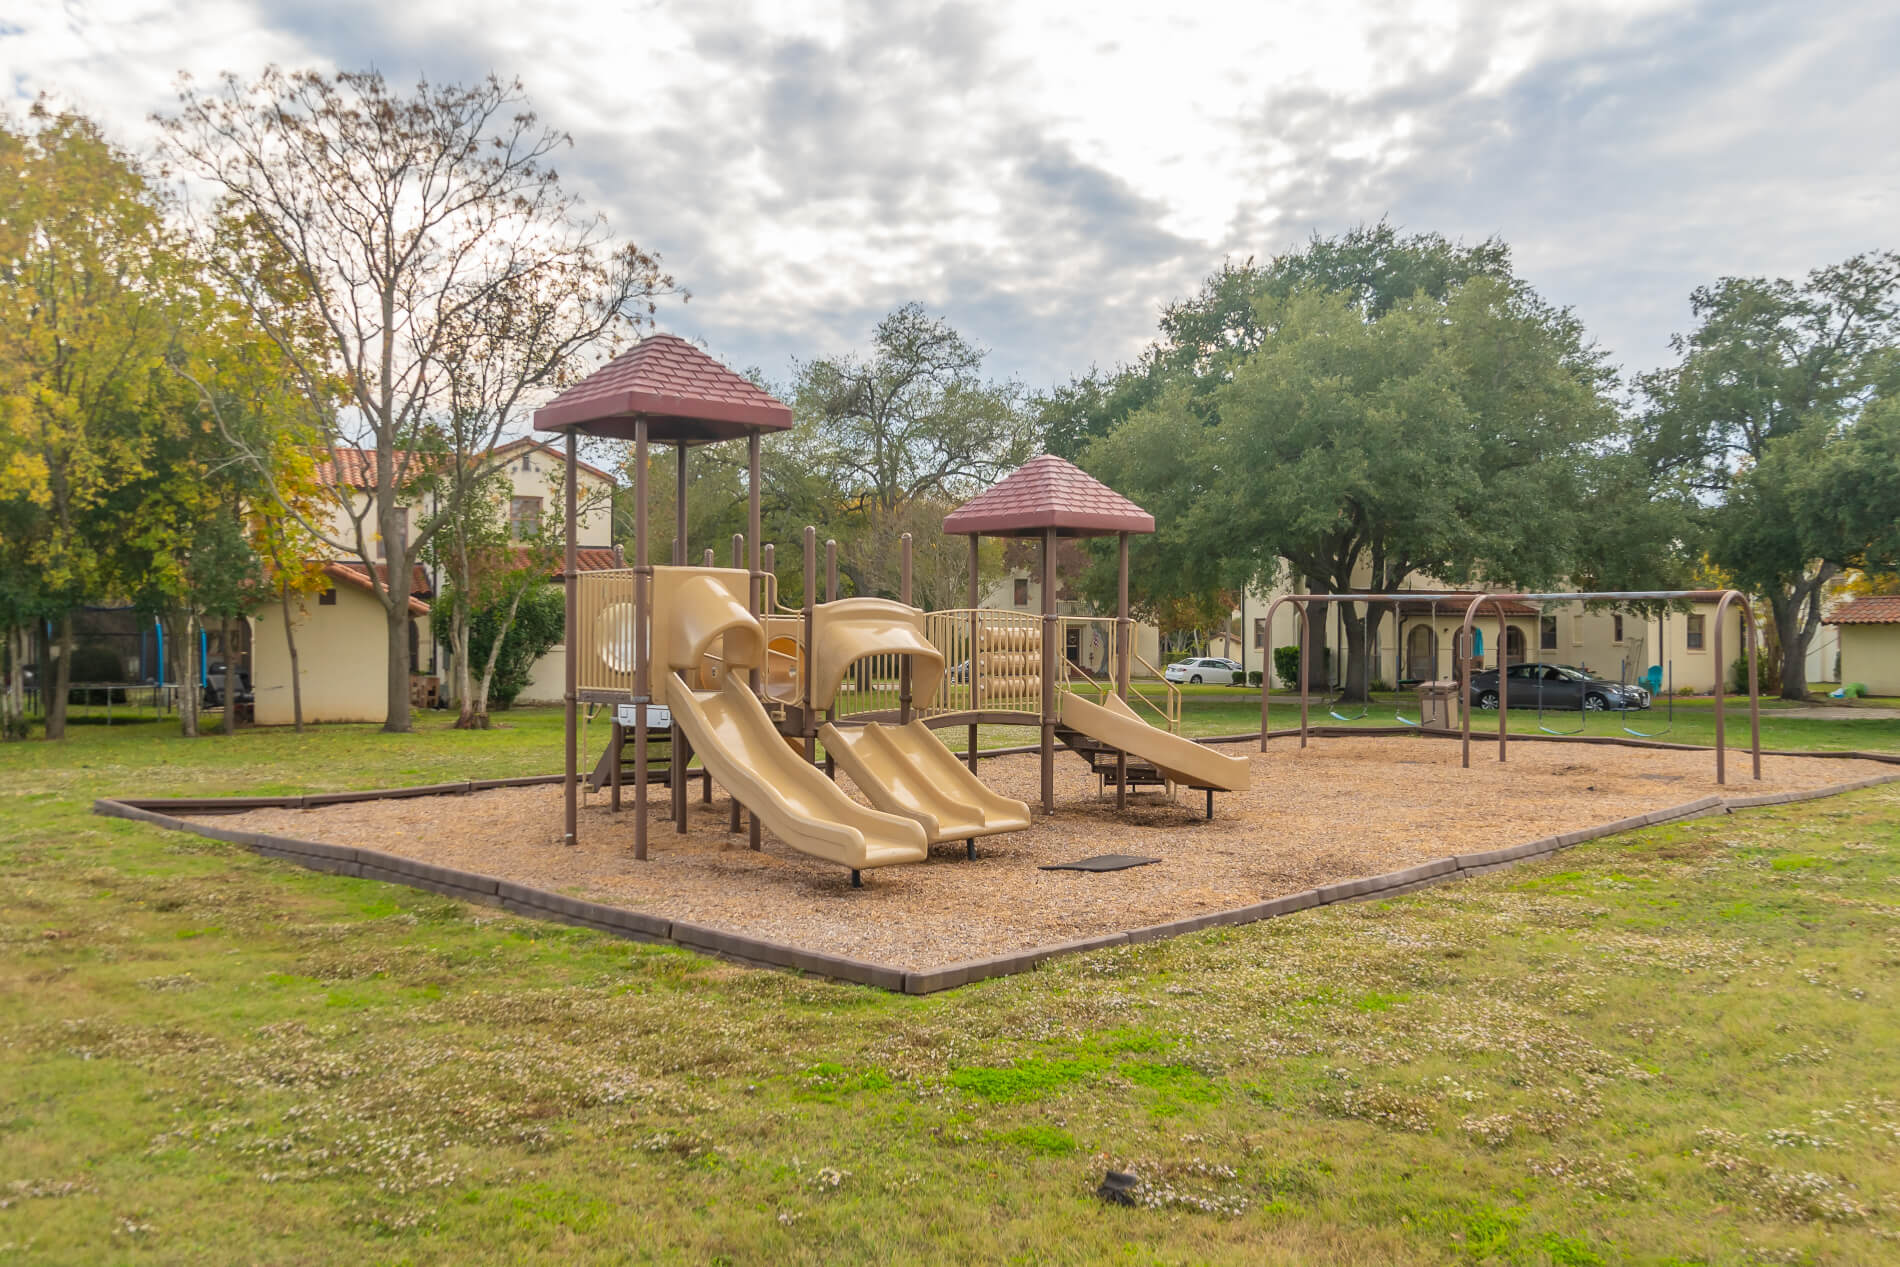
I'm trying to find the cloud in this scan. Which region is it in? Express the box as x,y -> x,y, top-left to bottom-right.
4,0 -> 1894,391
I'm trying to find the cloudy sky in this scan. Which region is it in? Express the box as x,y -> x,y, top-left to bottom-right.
6,0 -> 1896,392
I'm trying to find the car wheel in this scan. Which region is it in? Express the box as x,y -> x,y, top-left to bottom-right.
1583,693 -> 1607,711
1189,674 -> 1202,684
1477,690 -> 1500,710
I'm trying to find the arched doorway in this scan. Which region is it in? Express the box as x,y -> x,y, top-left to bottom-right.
1406,624 -> 1436,682
1505,625 -> 1526,666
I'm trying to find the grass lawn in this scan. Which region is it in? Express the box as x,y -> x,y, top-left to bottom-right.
4,714 -> 1900,1262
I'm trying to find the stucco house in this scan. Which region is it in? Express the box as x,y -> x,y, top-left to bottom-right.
248,438 -> 617,724
1823,596 -> 1900,695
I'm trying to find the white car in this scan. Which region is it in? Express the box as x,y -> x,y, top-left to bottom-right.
1164,656 -> 1245,685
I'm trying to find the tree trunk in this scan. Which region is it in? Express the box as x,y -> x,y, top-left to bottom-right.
1303,575 -> 1330,690
453,597 -> 479,729
179,612 -> 200,738
281,583 -> 305,733
45,613 -> 73,740
471,584 -> 529,731
221,617 -> 237,735
2,624 -> 23,740
383,602 -> 412,733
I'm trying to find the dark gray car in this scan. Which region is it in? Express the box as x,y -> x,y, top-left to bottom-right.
1468,663 -> 1649,711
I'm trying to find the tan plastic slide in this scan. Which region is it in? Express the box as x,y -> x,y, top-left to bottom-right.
820,720 -> 1031,845
669,672 -> 928,871
1058,690 -> 1251,791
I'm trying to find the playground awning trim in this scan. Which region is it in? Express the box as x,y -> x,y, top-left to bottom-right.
533,333 -> 794,442
943,454 -> 1154,538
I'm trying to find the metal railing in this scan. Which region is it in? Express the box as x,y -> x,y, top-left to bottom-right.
574,569 -> 639,696
922,608 -> 1042,717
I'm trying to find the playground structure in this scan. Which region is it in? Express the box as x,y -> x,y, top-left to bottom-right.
534,338 -> 1247,882
1259,590 -> 1763,784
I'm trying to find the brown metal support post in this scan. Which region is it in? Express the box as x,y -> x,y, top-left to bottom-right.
563,432 -> 580,846
633,420 -> 650,860
1298,601 -> 1311,748
1498,602 -> 1510,764
729,531 -> 745,831
1115,531 -> 1129,810
609,722 -> 622,811
967,533 -> 980,774
899,532 -> 913,725
1040,526 -> 1056,815
675,444 -> 688,565
747,431 -> 763,850
703,548 -> 713,566
1712,589 -> 1763,783
823,538 -> 837,781
804,526 -> 819,767
1457,594 -> 1486,770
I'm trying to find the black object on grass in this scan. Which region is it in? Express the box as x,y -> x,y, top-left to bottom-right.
1096,1170 -> 1139,1205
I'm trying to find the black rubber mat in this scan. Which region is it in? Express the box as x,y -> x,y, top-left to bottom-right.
1039,854 -> 1161,872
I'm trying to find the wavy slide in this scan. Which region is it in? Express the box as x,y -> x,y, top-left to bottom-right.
820,720 -> 1031,846
668,672 -> 928,872
1058,691 -> 1251,791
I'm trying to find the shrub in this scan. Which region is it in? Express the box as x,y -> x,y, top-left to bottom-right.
436,582 -> 567,710
1248,670 -> 1264,687
1273,645 -> 1301,687
1369,677 -> 1390,693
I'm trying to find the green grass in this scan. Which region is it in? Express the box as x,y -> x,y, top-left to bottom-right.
4,714 -> 1900,1261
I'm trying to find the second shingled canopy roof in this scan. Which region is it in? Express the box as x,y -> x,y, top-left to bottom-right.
943,454 -> 1155,538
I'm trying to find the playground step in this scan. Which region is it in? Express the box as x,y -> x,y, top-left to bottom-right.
1056,725 -> 1167,787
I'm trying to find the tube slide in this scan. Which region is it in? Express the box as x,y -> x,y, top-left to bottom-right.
1058,691 -> 1251,791
668,672 -> 927,871
820,720 -> 1031,845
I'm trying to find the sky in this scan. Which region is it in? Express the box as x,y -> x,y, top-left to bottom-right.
5,0 -> 1897,394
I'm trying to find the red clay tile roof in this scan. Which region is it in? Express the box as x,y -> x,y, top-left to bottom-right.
1824,595 -> 1900,625
316,447 -> 430,490
942,454 -> 1155,538
322,562 -> 431,616
518,546 -> 624,579
490,436 -> 617,484
533,333 -> 793,443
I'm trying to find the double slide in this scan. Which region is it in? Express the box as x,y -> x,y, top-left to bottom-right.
652,567 -> 1022,874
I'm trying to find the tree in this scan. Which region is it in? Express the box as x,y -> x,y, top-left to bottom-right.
433,579 -> 564,713
160,68 -> 674,732
1641,252 -> 1900,698
1085,268 -> 1638,700
790,305 -> 1034,599
0,104 -> 187,739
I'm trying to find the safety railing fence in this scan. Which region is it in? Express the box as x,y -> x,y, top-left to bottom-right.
922,608 -> 1043,717
1054,616 -> 1181,732
574,569 -> 639,696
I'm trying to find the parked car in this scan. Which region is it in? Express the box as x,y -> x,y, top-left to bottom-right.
1467,663 -> 1649,711
1164,656 -> 1245,685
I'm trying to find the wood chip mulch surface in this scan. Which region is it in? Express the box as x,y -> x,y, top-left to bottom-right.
196,737 -> 1892,972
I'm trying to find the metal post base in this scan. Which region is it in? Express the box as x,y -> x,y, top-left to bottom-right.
966,838 -> 976,861
850,869 -> 862,889
1206,788 -> 1214,820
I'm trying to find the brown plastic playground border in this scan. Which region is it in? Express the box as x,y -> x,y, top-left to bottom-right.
92,734 -> 1900,995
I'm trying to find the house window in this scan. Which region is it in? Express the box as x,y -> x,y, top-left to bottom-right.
1687,614 -> 1705,650
318,587 -> 337,606
511,496 -> 542,540
1013,577 -> 1029,607
1254,617 -> 1267,650
1540,615 -> 1558,650
378,508 -> 408,559
1612,614 -> 1624,643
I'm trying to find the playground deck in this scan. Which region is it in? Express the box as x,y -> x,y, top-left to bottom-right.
184,737 -> 1896,973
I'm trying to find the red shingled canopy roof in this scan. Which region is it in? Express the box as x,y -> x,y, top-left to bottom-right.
533,333 -> 793,444
943,454 -> 1154,538
1824,595 -> 1900,625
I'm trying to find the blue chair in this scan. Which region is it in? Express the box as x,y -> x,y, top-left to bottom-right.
1642,665 -> 1662,694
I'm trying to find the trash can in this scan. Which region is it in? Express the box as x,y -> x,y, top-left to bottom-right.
1417,680 -> 1460,732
